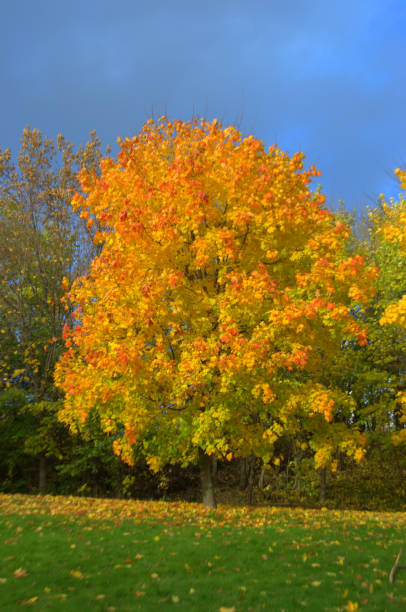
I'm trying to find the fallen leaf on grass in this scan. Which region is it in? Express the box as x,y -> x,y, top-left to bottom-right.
14,568 -> 27,578
171,595 -> 179,603
19,596 -> 38,606
70,570 -> 84,579
219,607 -> 236,612
343,601 -> 359,611
311,581 -> 321,587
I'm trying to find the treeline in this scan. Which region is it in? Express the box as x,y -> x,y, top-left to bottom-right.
1,126 -> 406,510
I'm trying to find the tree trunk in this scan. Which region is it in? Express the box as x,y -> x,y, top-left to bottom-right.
39,454 -> 46,494
199,448 -> 217,508
211,455 -> 218,483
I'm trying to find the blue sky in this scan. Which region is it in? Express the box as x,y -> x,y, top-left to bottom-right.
1,0 -> 406,212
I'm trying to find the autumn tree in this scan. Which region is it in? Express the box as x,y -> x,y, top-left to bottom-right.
377,169 -> 406,445
296,204 -> 406,505
55,118 -> 376,507
0,127 -> 108,491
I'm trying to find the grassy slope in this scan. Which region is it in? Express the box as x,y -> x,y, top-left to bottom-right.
0,494 -> 405,611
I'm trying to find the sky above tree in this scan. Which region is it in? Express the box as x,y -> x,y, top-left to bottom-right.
1,0 -> 405,213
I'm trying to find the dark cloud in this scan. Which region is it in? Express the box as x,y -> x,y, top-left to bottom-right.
1,0 -> 405,211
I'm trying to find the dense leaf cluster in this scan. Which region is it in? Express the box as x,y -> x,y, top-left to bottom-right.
1,121 -> 406,509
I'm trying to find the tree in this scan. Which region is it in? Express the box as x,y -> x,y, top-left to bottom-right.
299,204 -> 406,505
0,127 -> 107,490
377,169 -> 406,445
55,118 -> 376,507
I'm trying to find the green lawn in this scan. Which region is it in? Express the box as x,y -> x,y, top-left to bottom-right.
0,495 -> 405,611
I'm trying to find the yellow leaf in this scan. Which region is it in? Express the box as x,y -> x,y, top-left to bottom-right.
70,570 -> 84,579
20,596 -> 38,606
14,568 -> 28,578
311,581 -> 321,587
343,601 -> 359,612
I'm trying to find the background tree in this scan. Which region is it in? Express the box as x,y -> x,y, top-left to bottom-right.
378,169 -> 406,444
300,193 -> 406,508
55,118 -> 376,507
0,127 -> 108,491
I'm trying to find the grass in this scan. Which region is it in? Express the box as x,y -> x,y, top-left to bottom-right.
0,495 -> 405,610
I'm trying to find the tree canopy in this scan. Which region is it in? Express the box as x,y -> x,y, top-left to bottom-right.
55,118 -> 377,506
0,127 -> 108,492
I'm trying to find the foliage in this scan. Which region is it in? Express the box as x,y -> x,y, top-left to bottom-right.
55,118 -> 377,505
0,385 -> 195,499
0,388 -> 38,492
0,127 -> 109,491
1,495 -> 406,610
53,411 -> 165,499
286,197 -> 406,505
366,171 -> 406,445
4,121 -> 406,511
0,126 -> 107,399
